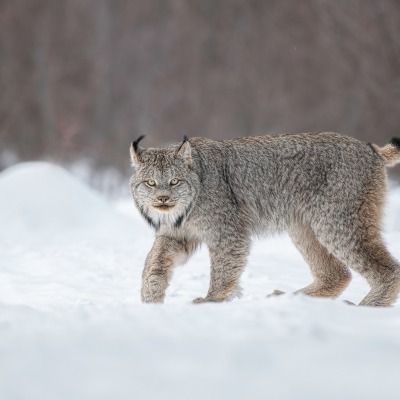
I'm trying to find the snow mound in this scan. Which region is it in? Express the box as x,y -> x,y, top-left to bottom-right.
0,162 -> 153,310
0,162 -> 132,245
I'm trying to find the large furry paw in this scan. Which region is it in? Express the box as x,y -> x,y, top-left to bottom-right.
141,275 -> 166,303
192,296 -> 223,304
192,297 -> 209,304
141,291 -> 164,303
267,289 -> 286,298
141,296 -> 164,304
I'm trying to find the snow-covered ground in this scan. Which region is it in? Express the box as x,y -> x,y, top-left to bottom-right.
1,162 -> 400,400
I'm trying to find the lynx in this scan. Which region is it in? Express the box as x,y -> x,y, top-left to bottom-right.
129,133 -> 400,306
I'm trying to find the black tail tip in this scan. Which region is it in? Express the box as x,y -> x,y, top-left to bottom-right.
390,137 -> 400,148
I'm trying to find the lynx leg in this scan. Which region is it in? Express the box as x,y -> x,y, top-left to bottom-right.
193,238 -> 250,303
142,236 -> 197,303
289,225 -> 352,298
319,230 -> 400,307
314,180 -> 400,306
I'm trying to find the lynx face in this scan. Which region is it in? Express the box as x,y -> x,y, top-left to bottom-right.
130,138 -> 200,229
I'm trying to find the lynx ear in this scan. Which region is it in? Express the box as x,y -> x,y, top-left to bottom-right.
176,135 -> 192,167
130,135 -> 145,166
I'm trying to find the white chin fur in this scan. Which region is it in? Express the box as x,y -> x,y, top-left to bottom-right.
149,207 -> 183,227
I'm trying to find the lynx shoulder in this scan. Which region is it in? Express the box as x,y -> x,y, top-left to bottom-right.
129,132 -> 400,306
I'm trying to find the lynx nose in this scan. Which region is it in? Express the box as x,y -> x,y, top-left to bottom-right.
157,195 -> 170,204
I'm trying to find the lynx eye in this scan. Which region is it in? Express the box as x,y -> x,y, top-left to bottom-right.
170,178 -> 179,186
146,179 -> 156,187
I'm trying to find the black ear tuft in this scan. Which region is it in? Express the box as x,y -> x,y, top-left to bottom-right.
130,135 -> 146,165
132,135 -> 145,152
177,135 -> 189,153
390,137 -> 400,148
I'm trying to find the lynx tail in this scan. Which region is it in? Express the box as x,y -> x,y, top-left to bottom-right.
372,137 -> 400,168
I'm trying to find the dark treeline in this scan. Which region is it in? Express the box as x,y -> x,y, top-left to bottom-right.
1,0 -> 400,181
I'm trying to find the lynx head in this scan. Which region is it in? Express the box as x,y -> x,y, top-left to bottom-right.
129,135 -> 200,229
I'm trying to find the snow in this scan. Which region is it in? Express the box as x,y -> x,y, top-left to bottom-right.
1,162 -> 400,400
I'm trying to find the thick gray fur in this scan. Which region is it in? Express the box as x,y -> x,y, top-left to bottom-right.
129,132 -> 400,306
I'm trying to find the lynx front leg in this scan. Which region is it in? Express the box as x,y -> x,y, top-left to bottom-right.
142,236 -> 197,303
193,238 -> 250,303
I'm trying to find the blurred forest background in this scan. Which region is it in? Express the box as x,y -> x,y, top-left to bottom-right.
1,0 -> 400,190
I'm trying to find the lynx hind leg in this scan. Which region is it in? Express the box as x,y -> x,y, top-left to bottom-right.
289,225 -> 352,298
314,180 -> 400,306
319,229 -> 400,307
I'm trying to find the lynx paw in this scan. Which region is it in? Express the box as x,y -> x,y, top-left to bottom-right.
141,292 -> 164,303
141,275 -> 166,303
192,297 -> 208,304
192,296 -> 224,304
